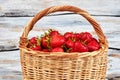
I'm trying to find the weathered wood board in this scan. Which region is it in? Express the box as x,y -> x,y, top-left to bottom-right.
0,0 -> 120,17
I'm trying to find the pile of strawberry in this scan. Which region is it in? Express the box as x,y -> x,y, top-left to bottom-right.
27,29 -> 100,53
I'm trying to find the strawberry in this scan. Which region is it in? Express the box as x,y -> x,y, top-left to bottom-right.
80,32 -> 93,44
64,32 -> 73,40
52,47 -> 64,52
30,37 -> 37,44
87,39 -> 100,51
74,41 -> 88,52
65,39 -> 74,48
74,33 -> 81,41
65,39 -> 75,52
50,35 -> 66,48
49,29 -> 60,36
41,36 -> 50,48
31,45 -> 41,51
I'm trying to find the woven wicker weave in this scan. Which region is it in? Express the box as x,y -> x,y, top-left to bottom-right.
19,5 -> 108,80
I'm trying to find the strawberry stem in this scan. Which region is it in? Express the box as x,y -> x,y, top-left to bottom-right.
62,45 -> 68,52
37,38 -> 41,46
48,29 -> 53,33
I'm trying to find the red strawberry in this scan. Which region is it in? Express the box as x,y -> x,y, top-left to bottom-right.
64,32 -> 73,39
80,32 -> 93,44
32,46 -> 41,51
52,47 -> 64,52
87,39 -> 100,51
30,37 -> 37,44
41,36 -> 49,48
50,35 -> 66,48
74,33 -> 81,41
65,39 -> 75,52
65,39 -> 74,48
49,30 -> 60,36
74,41 -> 88,52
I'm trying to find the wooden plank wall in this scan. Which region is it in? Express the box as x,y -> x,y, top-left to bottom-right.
0,0 -> 120,17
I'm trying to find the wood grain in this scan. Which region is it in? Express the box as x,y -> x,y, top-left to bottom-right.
0,0 -> 120,17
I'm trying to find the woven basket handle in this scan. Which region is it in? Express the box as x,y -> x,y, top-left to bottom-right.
21,5 -> 107,45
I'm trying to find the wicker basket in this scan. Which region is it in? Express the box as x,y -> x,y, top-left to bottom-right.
19,5 -> 108,80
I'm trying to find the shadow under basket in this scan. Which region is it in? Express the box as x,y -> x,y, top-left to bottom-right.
19,5 -> 108,80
